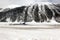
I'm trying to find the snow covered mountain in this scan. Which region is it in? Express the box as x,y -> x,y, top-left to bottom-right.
0,3 -> 60,24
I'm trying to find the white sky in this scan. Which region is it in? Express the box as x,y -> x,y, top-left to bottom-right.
0,0 -> 59,8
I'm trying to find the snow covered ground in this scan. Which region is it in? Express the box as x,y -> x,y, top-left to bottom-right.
0,20 -> 60,40
0,28 -> 60,40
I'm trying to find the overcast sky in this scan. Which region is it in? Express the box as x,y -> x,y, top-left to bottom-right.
0,0 -> 59,8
